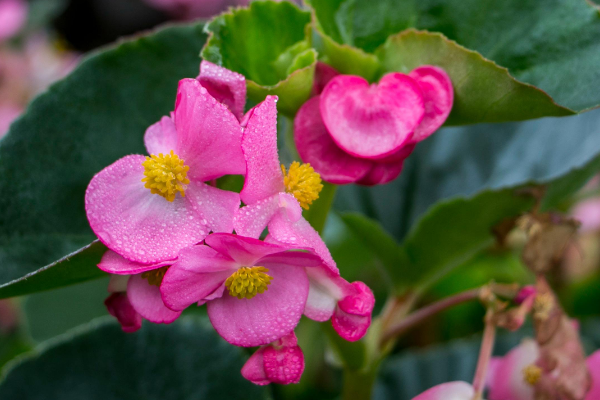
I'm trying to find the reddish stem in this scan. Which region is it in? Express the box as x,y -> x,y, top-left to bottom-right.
472,313 -> 496,400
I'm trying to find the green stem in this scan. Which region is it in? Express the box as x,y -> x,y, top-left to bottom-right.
341,366 -> 380,400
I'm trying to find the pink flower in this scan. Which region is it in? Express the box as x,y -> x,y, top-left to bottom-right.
294,65 -> 453,185
160,233 -> 323,347
196,60 -> 246,121
0,0 -> 27,41
0,104 -> 21,139
241,332 -> 304,385
411,382 -> 474,400
85,77 -> 245,264
233,95 -> 374,341
572,198 -> 600,233
101,251 -> 181,330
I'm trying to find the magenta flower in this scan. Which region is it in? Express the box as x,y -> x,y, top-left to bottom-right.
0,0 -> 27,41
411,382 -> 474,400
241,332 -> 305,385
85,77 -> 245,264
294,65 -> 453,185
160,233 -> 323,347
196,60 -> 246,121
233,94 -> 374,341
100,251 -> 181,330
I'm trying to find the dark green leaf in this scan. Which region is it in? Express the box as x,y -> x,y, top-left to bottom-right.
0,23 -> 207,297
202,1 -> 314,116
336,109 -> 600,293
0,316 -> 270,400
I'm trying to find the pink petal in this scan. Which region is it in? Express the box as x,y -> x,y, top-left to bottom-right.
241,347 -> 270,385
412,382 -> 474,400
294,96 -> 371,184
303,282 -> 337,322
586,350 -> 600,400
185,181 -> 241,235
572,198 -> 600,233
258,251 -> 322,269
409,66 -> 454,143
312,62 -> 340,96
127,273 -> 181,324
104,292 -> 142,333
320,73 -> 424,159
144,116 -> 178,155
197,60 -> 246,121
376,142 -> 416,163
207,265 -> 309,347
174,78 -> 245,181
487,339 -> 538,400
337,281 -> 375,317
98,250 -> 173,275
357,159 -> 405,186
160,245 -> 237,311
239,95 -> 285,205
263,335 -> 304,384
85,155 -> 213,264
205,233 -> 300,268
234,194 -> 281,239
0,0 -> 27,40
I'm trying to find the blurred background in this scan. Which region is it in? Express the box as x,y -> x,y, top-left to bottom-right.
2,1 -> 600,399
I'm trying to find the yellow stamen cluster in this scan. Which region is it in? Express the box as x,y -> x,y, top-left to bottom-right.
282,162 -> 323,210
523,364 -> 542,386
141,150 -> 190,202
141,266 -> 169,287
225,266 -> 273,300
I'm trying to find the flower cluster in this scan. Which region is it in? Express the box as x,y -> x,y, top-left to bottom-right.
294,62 -> 454,185
85,61 -> 375,385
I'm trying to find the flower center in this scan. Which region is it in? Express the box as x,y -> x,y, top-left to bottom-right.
281,161 -> 323,210
523,364 -> 542,386
141,266 -> 169,286
141,150 -> 190,202
225,266 -> 273,299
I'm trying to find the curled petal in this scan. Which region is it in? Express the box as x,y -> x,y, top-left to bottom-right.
412,382 -> 474,400
294,96 -> 371,184
357,160 -> 405,186
197,60 -> 246,121
242,332 -> 305,386
85,155 -> 211,264
144,115 -> 178,156
332,282 -> 374,341
98,250 -> 173,275
320,73 -> 424,159
104,293 -> 142,333
207,265 -> 309,347
174,78 -> 245,181
240,95 -> 285,205
409,66 -> 454,143
127,274 -> 181,324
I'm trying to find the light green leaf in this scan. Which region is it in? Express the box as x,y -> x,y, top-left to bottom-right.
202,0 -> 314,116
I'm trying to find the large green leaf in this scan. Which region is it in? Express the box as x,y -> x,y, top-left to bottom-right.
0,23 -> 207,297
377,30 -> 572,125
0,316 -> 270,400
202,1 -> 315,116
335,109 -> 600,293
309,0 -> 600,114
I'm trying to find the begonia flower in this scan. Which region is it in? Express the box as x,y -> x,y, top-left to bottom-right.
196,60 -> 246,121
411,381 -> 474,400
101,251 -> 181,330
233,95 -> 374,341
160,233 -> 323,347
241,331 -> 304,385
85,77 -> 245,264
294,65 -> 453,185
0,0 -> 27,41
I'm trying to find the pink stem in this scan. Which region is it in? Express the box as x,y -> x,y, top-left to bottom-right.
380,288 -> 481,345
472,314 -> 496,400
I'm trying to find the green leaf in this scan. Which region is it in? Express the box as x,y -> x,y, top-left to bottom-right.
202,0 -> 314,116
376,30 -> 573,125
308,0 -> 600,114
335,109 -> 600,293
0,317 -> 271,400
0,23 -> 208,297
